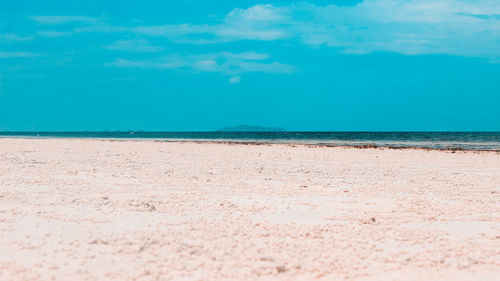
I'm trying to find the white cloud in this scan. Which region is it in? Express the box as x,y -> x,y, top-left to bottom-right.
227,4 -> 289,23
30,1 -> 500,57
105,39 -> 164,52
291,0 -> 500,56
129,1 -> 500,57
214,4 -> 291,41
0,33 -> 33,43
0,52 -> 43,58
229,76 -> 241,84
107,52 -> 296,75
31,15 -> 99,25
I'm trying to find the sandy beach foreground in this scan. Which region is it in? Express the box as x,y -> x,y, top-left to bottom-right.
0,138 -> 499,281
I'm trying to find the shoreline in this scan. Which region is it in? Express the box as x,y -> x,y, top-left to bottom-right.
1,136 -> 500,153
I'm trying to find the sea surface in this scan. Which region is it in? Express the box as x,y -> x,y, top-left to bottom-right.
1,132 -> 500,151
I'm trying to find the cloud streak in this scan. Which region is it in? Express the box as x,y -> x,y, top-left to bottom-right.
31,16 -> 99,25
0,52 -> 43,58
0,33 -> 34,43
107,52 -> 296,76
229,76 -> 241,84
37,31 -> 71,37
105,39 -> 164,52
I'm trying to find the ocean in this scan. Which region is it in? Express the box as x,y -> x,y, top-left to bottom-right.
1,132 -> 499,151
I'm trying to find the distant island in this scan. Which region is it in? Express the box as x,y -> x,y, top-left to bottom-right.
217,125 -> 286,132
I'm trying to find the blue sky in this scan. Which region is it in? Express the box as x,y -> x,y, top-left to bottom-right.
1,0 -> 499,131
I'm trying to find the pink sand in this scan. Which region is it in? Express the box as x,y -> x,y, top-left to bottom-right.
0,138 -> 499,280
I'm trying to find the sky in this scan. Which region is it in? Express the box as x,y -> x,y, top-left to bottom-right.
1,0 -> 499,131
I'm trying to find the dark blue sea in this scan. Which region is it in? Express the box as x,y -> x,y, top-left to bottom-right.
1,132 -> 500,151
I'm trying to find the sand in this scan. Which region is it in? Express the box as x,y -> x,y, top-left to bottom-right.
0,138 -> 499,281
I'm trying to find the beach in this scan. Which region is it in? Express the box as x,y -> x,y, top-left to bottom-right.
0,138 -> 499,280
